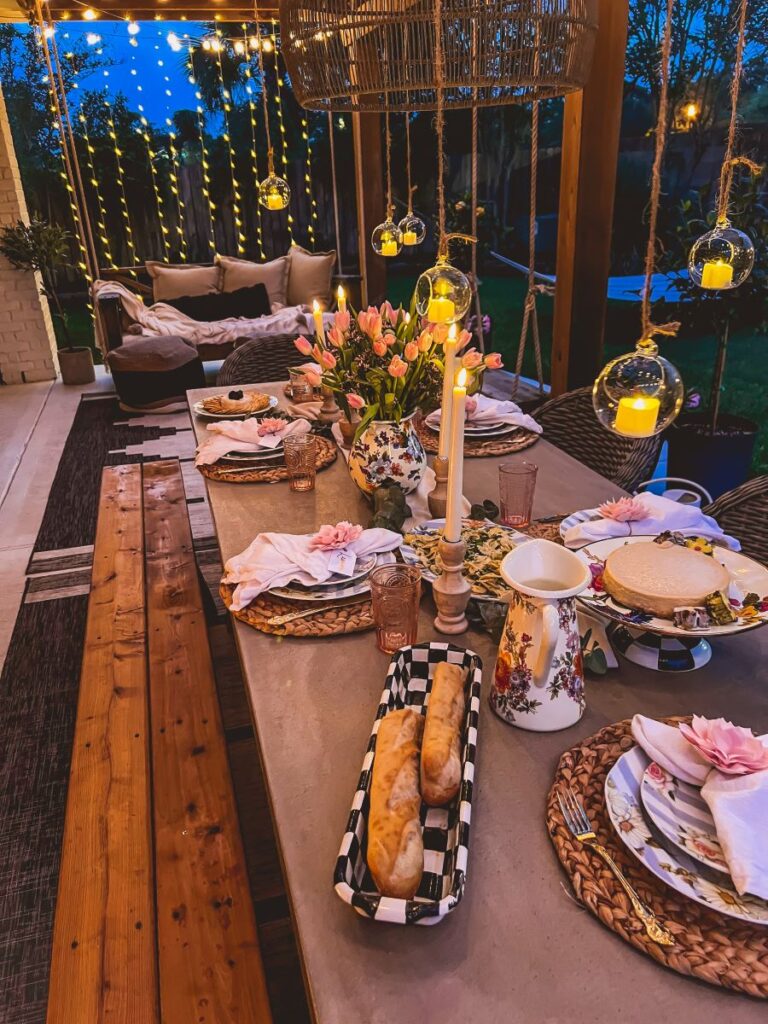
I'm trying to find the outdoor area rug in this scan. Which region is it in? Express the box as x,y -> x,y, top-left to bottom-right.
0,393 -> 309,1024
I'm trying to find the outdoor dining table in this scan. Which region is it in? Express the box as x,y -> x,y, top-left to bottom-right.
188,382 -> 768,1024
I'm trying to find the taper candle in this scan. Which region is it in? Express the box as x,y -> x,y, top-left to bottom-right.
336,284 -> 347,314
444,367 -> 467,543
312,299 -> 325,343
437,324 -> 458,460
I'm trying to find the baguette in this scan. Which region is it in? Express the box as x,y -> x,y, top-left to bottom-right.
421,662 -> 467,806
367,708 -> 424,899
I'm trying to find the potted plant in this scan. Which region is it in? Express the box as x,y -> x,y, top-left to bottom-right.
0,218 -> 95,385
295,298 -> 503,495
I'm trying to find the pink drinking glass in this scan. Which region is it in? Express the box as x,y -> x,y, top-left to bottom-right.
499,460 -> 538,528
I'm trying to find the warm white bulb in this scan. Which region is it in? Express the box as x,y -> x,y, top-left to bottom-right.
127,20 -> 139,35
82,7 -> 97,20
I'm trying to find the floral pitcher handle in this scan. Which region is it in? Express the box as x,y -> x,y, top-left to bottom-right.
532,601 -> 559,689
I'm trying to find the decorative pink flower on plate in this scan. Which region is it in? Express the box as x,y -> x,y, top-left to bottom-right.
461,348 -> 483,370
679,716 -> 768,775
334,309 -> 350,332
485,352 -> 503,369
388,355 -> 408,378
294,335 -> 313,356
358,307 -> 382,339
309,521 -> 363,550
646,761 -> 669,787
464,397 -> 478,418
257,417 -> 286,436
598,496 -> 648,522
404,341 -> 418,361
347,393 -> 365,410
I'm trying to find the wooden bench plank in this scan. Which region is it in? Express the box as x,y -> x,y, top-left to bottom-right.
47,465 -> 159,1024
143,459 -> 272,1024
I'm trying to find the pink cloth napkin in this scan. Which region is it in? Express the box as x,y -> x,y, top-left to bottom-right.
195,417 -> 310,466
632,714 -> 768,899
425,392 -> 542,434
223,526 -> 402,610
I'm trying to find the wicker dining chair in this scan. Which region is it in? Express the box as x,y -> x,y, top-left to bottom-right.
216,333 -> 310,386
534,387 -> 663,494
703,476 -> 768,565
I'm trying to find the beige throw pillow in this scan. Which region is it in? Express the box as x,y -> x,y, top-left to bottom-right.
217,255 -> 289,307
286,245 -> 336,307
146,261 -> 221,302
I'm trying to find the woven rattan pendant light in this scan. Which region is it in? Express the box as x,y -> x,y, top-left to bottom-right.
281,0 -> 599,112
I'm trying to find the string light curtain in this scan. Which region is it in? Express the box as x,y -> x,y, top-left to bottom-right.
103,95 -> 140,267
300,104 -> 318,248
214,29 -> 247,255
281,0 -> 598,112
271,18 -> 295,242
165,117 -> 189,261
78,109 -> 116,269
241,23 -> 268,259
138,115 -> 172,261
187,43 -> 218,258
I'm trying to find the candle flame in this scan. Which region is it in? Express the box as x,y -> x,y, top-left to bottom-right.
456,367 -> 468,388
312,299 -> 321,313
336,284 -> 345,301
448,323 -> 457,342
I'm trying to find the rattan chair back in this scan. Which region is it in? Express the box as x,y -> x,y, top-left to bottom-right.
704,476 -> 768,565
216,334 -> 308,387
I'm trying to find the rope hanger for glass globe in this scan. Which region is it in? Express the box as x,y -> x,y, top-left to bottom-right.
327,111 -> 343,274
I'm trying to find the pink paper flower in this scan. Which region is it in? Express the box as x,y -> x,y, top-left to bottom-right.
465,397 -> 478,417
456,329 -> 472,352
347,393 -> 365,410
388,355 -> 408,378
294,335 -> 313,356
461,348 -> 483,370
416,329 -> 432,353
379,300 -> 397,323
320,350 -> 337,369
373,338 -> 388,357
309,521 -> 363,550
404,341 -> 419,361
679,716 -> 768,775
334,309 -> 350,332
303,370 -> 322,388
598,496 -> 648,523
358,306 -> 382,338
327,326 -> 345,348
257,417 -> 286,436
485,352 -> 503,370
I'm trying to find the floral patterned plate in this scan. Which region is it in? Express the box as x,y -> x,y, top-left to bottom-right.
574,536 -> 768,638
640,762 -> 729,876
605,745 -> 768,925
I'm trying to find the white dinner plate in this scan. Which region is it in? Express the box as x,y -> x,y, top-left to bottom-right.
605,745 -> 768,925
269,551 -> 396,603
574,536 -> 768,638
193,394 -> 279,420
220,444 -> 285,463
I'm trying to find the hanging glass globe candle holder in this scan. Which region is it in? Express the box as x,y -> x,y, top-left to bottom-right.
258,151 -> 291,212
593,338 -> 684,438
398,210 -> 426,247
414,234 -> 475,325
688,218 -> 755,291
371,212 -> 403,258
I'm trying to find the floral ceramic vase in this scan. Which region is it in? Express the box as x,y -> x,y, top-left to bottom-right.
490,540 -> 591,732
347,415 -> 427,495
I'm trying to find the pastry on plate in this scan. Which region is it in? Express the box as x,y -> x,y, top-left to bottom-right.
603,540 -> 730,619
201,389 -> 271,415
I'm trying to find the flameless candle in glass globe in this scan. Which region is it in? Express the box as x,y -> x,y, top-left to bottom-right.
371,218 -> 403,258
593,338 -> 684,438
398,211 -> 426,247
415,256 -> 471,325
688,219 -> 755,290
258,172 -> 291,211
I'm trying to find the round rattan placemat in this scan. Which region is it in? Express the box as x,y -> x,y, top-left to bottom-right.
197,435 -> 337,484
415,417 -> 539,458
547,717 -> 768,998
220,582 -> 374,636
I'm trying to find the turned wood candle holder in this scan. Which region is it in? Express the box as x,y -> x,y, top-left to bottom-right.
427,455 -> 449,519
318,385 -> 342,424
433,537 -> 471,634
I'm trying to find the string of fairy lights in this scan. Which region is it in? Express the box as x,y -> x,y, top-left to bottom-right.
240,22 -> 267,260
271,18 -> 295,244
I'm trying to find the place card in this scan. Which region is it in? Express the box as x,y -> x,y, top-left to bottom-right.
328,549 -> 357,577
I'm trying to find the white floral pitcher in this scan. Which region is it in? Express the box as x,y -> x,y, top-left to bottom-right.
491,540 -> 592,732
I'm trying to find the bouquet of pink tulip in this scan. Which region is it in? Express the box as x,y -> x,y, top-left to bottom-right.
293,299 -> 503,434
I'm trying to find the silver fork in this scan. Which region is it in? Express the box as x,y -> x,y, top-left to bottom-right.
557,785 -> 674,947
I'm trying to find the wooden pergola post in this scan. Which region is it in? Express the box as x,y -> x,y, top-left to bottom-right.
551,0 -> 630,394
352,112 -> 387,308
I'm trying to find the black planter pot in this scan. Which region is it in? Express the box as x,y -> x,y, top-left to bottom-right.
666,412 -> 758,500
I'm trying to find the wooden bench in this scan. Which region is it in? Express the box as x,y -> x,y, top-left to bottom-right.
47,461 -> 272,1024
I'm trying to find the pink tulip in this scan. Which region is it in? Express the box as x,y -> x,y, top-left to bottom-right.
404,341 -> 419,361
334,310 -> 351,332
347,393 -> 365,410
373,338 -> 388,357
320,350 -> 337,369
388,355 -> 408,378
311,343 -> 324,364
304,370 -> 322,388
484,352 -> 503,370
358,306 -> 382,339
379,300 -> 397,323
432,323 -> 449,346
679,716 -> 768,775
461,348 -> 483,370
456,329 -> 473,352
294,335 -> 313,356
416,329 -> 432,353
327,326 -> 345,349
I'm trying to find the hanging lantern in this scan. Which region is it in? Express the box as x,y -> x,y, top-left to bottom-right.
371,218 -> 403,258
258,172 -> 291,211
415,255 -> 471,325
398,211 -> 427,247
688,219 -> 755,291
281,0 -> 598,112
593,339 -> 683,438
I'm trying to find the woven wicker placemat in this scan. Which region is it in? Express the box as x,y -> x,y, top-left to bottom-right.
547,717 -> 768,998
220,582 -> 374,636
197,435 -> 337,484
521,517 -> 565,544
415,417 -> 539,458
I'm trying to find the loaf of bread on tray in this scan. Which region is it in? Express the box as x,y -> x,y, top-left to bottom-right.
421,662 -> 468,806
367,708 -> 424,899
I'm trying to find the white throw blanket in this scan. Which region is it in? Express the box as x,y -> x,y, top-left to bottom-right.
632,715 -> 768,899
562,492 -> 740,551
195,417 -> 311,465
92,279 -> 322,354
224,527 -> 402,609
425,392 -> 542,435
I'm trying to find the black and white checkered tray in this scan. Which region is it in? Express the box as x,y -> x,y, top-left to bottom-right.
333,642 -> 483,926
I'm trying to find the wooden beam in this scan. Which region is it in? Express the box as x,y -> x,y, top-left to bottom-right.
47,465 -> 158,1024
39,2 -> 279,17
551,0 -> 630,394
143,460 -> 273,1024
352,112 -> 387,308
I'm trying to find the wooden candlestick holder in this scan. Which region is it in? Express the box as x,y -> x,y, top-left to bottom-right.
428,455 -> 449,518
318,385 -> 342,425
433,537 -> 471,634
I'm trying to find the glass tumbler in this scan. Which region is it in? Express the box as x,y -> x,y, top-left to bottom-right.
284,434 -> 317,492
498,460 -> 538,529
369,564 -> 421,654
289,370 -> 315,404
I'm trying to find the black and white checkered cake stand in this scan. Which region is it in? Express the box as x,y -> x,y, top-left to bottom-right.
334,643 -> 482,925
606,623 -> 712,673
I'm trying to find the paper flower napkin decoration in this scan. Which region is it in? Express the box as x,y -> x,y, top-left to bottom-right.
598,496 -> 647,522
679,715 -> 768,775
309,521 -> 363,551
257,417 -> 288,436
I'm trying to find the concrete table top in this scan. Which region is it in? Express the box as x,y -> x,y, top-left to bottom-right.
188,383 -> 768,1024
